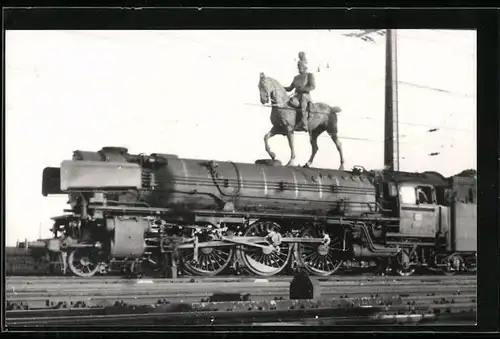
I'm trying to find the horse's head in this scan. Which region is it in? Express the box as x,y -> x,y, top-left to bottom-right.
258,72 -> 271,105
258,72 -> 287,106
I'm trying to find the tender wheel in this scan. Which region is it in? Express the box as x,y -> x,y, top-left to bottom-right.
297,225 -> 344,276
442,254 -> 464,276
238,221 -> 292,276
68,248 -> 100,277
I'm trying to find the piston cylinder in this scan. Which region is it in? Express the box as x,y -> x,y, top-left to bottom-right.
107,218 -> 148,259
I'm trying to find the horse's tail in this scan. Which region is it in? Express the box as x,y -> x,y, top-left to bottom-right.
329,105 -> 342,114
327,105 -> 341,136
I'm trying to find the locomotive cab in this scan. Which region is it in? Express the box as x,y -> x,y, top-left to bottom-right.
397,183 -> 440,238
379,171 -> 451,242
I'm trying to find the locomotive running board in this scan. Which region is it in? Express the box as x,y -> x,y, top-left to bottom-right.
86,204 -> 399,222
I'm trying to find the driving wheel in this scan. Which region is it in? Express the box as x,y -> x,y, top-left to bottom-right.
238,221 -> 292,276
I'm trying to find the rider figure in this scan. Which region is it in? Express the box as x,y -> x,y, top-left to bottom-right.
284,52 -> 316,131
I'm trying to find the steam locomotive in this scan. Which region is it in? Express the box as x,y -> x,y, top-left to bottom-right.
35,146 -> 476,278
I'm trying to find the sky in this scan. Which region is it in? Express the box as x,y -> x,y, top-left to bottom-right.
5,29 -> 476,246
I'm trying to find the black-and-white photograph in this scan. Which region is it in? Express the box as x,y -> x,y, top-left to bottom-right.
5,22 -> 478,329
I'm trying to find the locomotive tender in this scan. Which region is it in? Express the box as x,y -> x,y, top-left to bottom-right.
37,146 -> 476,277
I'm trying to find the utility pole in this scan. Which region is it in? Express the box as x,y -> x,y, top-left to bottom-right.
384,29 -> 400,171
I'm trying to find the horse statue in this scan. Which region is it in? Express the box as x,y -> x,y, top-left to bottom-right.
257,72 -> 345,169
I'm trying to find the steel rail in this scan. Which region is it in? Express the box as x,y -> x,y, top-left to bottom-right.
6,282 -> 476,298
6,286 -> 476,302
6,293 -> 476,313
6,274 -> 477,284
6,277 -> 477,289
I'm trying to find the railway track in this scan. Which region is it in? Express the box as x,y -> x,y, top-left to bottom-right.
6,272 -> 476,284
7,285 -> 475,308
6,299 -> 477,327
6,307 -> 477,327
6,274 -> 476,327
7,274 -> 476,289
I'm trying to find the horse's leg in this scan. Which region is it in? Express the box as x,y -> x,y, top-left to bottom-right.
328,131 -> 345,170
326,113 -> 345,170
304,128 -> 323,168
285,128 -> 297,167
264,127 -> 277,160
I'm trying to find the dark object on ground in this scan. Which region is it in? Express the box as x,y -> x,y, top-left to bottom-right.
209,292 -> 251,302
290,269 -> 321,300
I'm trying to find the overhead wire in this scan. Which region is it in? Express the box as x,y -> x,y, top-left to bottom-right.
396,32 -> 476,59
394,32 -> 475,158
16,31 -> 476,111
152,30 -> 476,138
341,29 -> 475,58
64,30 -> 475,100
333,30 -> 475,98
70,30 -> 476,99
13,30 -> 475,161
338,29 -> 475,161
85,31 -> 471,154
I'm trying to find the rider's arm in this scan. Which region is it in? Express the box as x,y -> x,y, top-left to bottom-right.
303,73 -> 316,93
284,76 -> 296,92
284,81 -> 295,92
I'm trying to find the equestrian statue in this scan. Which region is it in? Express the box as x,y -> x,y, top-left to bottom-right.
257,52 -> 345,169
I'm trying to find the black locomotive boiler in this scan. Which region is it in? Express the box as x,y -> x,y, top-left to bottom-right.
36,146 -> 476,278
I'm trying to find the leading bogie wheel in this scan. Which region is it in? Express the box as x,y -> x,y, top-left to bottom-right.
68,248 -> 101,277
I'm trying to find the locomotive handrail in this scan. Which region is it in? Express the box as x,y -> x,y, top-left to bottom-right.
101,199 -> 152,208
375,202 -> 392,213
230,161 -> 243,198
170,174 -> 376,194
